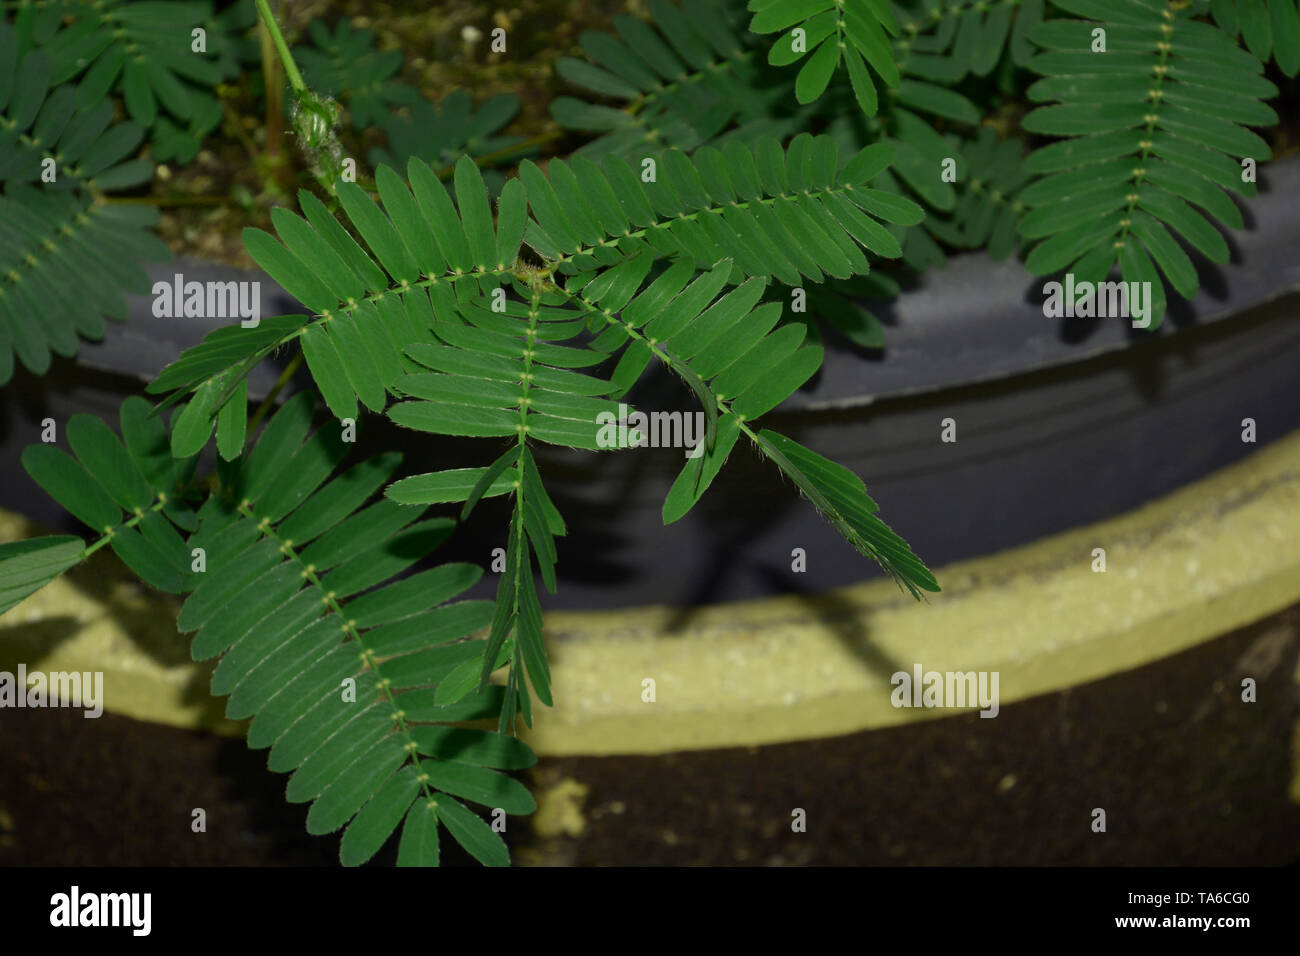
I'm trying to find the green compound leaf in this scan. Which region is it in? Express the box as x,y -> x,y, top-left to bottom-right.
521,136 -> 911,285
166,396 -> 538,866
1019,3 -> 1274,328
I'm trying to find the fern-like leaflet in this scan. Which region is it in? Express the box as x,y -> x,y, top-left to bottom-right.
383,283 -> 634,725
180,391 -> 535,866
750,0 -> 903,107
891,0 -> 1043,84
0,18 -> 172,382
551,0 -> 786,160
520,134 -> 923,284
1209,0 -> 1300,73
1018,0 -> 1276,327
370,91 -> 532,192
561,256 -> 938,598
8,396 -> 198,612
18,389 -> 539,865
922,125 -> 1028,262
17,0 -> 249,140
0,186 -> 168,382
296,17 -> 420,131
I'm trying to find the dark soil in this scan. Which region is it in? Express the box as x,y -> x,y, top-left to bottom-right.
519,603 -> 1300,866
2,601 -> 1297,866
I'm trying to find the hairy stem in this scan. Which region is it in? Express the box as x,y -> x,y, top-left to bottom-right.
254,0 -> 306,95
497,288 -> 544,733
80,498 -> 169,559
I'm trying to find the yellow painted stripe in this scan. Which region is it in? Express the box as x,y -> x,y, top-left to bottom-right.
3,428 -> 1299,757
0,537 -> 240,735
526,427 -> 1300,755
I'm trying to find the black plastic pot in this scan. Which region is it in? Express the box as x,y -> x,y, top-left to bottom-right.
3,158 -> 1299,871
2,157 -> 1298,612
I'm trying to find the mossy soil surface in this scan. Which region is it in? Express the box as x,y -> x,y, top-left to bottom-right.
148,0 -> 626,268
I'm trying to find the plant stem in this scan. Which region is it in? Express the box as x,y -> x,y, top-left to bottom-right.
245,353 -> 303,436
253,0 -> 306,95
259,7 -> 287,185
81,499 -> 168,559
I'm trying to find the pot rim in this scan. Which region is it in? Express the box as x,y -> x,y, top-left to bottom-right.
68,155 -> 1300,409
8,422 -> 1299,755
